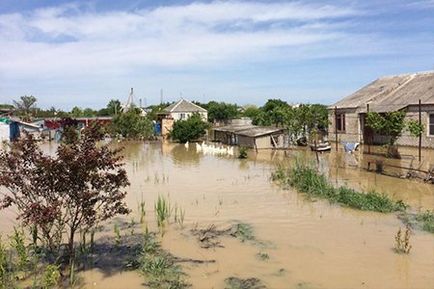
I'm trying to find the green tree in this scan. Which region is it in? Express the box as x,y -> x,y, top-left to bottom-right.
112,108 -> 153,139
70,106 -> 83,117
207,101 -> 240,123
242,105 -> 261,120
170,113 -> 210,143
366,111 -> 406,158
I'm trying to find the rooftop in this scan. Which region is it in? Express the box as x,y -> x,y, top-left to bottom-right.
213,124 -> 285,137
163,99 -> 207,113
331,71 -> 434,112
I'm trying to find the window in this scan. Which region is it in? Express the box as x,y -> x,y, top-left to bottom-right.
180,113 -> 186,120
336,113 -> 346,132
429,113 -> 434,136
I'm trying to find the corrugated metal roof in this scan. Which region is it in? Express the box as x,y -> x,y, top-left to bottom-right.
163,99 -> 207,113
331,71 -> 434,112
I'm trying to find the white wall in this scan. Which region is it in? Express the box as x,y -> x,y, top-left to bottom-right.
0,123 -> 9,142
171,112 -> 208,121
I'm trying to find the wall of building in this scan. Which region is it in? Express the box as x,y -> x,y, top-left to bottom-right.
170,112 -> 208,121
328,108 -> 360,144
328,106 -> 434,149
161,118 -> 174,138
238,135 -> 256,148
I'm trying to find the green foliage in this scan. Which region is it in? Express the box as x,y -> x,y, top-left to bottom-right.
207,101 -> 240,123
366,111 -> 406,145
112,107 -> 153,139
242,105 -> 261,120
9,228 -> 28,272
238,147 -> 248,159
415,210 -> 434,233
155,195 -> 171,230
0,235 -> 14,289
231,223 -> 255,242
407,119 -> 424,137
170,113 -> 210,143
273,164 -> 407,213
42,264 -> 61,289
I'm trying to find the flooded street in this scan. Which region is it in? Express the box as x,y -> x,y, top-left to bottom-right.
1,141 -> 434,288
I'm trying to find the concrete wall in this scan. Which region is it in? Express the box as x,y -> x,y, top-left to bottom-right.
0,123 -> 9,142
238,135 -> 256,148
238,134 -> 285,149
161,118 -> 174,138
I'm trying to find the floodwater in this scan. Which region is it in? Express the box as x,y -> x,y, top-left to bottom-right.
1,141 -> 434,289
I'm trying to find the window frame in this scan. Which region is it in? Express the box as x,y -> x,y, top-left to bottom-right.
336,113 -> 346,133
428,113 -> 434,137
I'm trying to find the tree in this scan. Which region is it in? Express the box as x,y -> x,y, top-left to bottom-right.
112,107 -> 153,139
207,101 -> 240,123
366,111 -> 406,158
13,95 -> 37,121
70,106 -> 83,117
170,113 -> 210,143
0,127 -> 130,262
242,105 -> 261,120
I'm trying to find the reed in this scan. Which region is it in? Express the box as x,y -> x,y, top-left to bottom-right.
155,195 -> 172,230
415,210 -> 434,233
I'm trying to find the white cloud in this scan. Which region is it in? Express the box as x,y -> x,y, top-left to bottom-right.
0,0 -> 367,79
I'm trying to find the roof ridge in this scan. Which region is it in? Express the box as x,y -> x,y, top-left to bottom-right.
378,70 -> 434,80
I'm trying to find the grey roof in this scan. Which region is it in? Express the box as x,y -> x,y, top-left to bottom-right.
163,99 -> 207,113
213,124 -> 285,138
331,71 -> 434,112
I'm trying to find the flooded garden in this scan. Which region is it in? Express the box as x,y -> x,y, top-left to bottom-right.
1,140 -> 433,289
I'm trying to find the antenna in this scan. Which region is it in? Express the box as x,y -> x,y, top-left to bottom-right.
139,98 -> 142,108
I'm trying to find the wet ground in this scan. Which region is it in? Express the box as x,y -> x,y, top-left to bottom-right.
1,141 -> 433,288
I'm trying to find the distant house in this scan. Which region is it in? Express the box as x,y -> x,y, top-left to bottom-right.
158,99 -> 208,137
212,120 -> 286,149
329,71 -> 434,148
160,99 -> 207,121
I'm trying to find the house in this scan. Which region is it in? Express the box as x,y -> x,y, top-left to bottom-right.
329,71 -> 434,148
158,99 -> 208,137
212,122 -> 286,149
0,117 -> 41,142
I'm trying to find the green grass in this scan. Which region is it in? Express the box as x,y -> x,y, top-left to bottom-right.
154,195 -> 172,230
415,210 -> 434,233
272,164 -> 407,213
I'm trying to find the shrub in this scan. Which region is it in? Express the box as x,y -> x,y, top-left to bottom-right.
170,113 -> 210,143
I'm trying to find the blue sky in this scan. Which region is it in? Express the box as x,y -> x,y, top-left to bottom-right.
0,0 -> 433,110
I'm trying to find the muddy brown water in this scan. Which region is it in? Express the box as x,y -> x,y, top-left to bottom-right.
1,141 -> 433,289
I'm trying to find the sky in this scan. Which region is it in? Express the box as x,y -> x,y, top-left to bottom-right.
0,0 -> 433,110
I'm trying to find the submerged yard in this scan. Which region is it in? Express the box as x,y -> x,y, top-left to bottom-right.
1,141 -> 433,288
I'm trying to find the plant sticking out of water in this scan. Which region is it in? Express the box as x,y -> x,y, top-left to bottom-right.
139,231 -> 189,289
272,163 -> 408,213
114,223 -> 121,247
238,147 -> 248,159
224,277 -> 266,289
0,234 -> 14,288
394,225 -> 412,254
155,195 -> 172,232
256,252 -> 270,261
231,223 -> 255,243
174,205 -> 186,229
138,200 -> 146,224
415,210 -> 434,233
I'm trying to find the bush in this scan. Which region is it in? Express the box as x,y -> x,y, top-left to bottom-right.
112,108 -> 153,139
170,113 -> 210,143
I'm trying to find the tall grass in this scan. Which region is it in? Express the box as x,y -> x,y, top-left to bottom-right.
155,195 -> 172,230
272,164 -> 407,213
415,210 -> 434,233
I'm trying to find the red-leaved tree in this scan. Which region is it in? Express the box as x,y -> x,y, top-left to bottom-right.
0,127 -> 130,262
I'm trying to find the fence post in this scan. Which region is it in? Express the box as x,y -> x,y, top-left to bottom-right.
419,99 -> 422,162
334,106 -> 338,151
367,103 -> 370,154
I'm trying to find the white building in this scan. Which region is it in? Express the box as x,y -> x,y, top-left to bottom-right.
161,99 -> 208,121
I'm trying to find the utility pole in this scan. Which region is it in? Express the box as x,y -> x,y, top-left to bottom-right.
418,99 -> 422,162
367,103 -> 371,155
334,106 -> 338,151
160,89 -> 163,104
